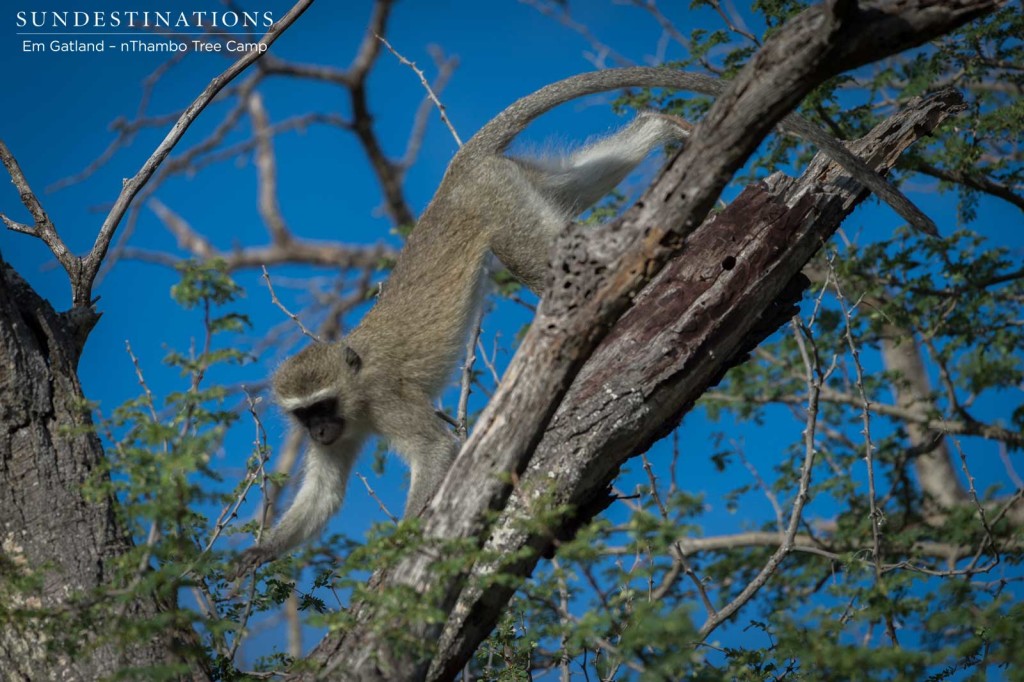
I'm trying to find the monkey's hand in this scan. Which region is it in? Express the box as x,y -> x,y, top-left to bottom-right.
227,544 -> 274,581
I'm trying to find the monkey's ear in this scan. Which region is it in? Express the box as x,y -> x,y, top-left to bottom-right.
344,346 -> 362,373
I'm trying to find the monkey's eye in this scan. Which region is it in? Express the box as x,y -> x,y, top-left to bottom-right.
291,399 -> 338,424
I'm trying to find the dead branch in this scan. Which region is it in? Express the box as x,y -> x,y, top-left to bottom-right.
0,142 -> 74,276
247,92 -> 291,244
142,197 -> 396,271
378,35 -> 463,147
401,46 -> 460,170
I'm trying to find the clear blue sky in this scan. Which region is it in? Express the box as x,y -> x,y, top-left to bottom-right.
3,0 -> 1021,667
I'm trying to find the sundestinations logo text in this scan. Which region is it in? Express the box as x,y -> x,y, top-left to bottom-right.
15,9 -> 276,54
16,10 -> 274,30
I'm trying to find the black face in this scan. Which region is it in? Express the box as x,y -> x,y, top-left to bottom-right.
292,399 -> 344,446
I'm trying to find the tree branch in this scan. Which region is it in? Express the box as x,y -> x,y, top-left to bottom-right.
0,141 -> 78,282
247,92 -> 291,244
705,385 -> 1024,449
910,159 -> 1024,212
144,197 -> 396,271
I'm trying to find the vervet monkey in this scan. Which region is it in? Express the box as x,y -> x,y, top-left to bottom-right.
232,111 -> 688,575
233,67 -> 934,575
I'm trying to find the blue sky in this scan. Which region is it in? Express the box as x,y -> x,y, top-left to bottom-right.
3,0 -> 1022,670
3,0 -> 748,540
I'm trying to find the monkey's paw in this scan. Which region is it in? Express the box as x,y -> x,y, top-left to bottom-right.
228,545 -> 273,581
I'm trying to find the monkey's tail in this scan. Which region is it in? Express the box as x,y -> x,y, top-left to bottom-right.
461,68 -> 722,158
461,67 -> 937,235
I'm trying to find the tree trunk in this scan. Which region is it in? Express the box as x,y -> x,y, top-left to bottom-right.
0,259 -> 209,681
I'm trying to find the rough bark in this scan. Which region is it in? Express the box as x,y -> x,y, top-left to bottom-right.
0,258 -> 211,680
302,0 -> 993,678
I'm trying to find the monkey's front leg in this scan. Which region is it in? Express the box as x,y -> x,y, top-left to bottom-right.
228,435 -> 361,579
380,402 -> 459,517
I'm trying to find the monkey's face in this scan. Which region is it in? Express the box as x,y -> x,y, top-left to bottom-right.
290,397 -> 345,446
272,341 -> 366,447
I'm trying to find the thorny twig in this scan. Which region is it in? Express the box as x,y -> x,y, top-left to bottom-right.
262,266 -> 320,342
377,35 -> 463,147
227,390 -> 275,661
401,45 -> 460,169
639,454 -> 716,614
831,258 -> 899,647
356,472 -> 399,524
698,317 -> 826,641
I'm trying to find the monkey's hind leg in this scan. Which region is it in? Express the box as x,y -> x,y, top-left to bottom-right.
490,113 -> 690,294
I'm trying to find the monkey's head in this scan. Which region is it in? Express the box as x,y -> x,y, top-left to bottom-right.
272,342 -> 365,447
